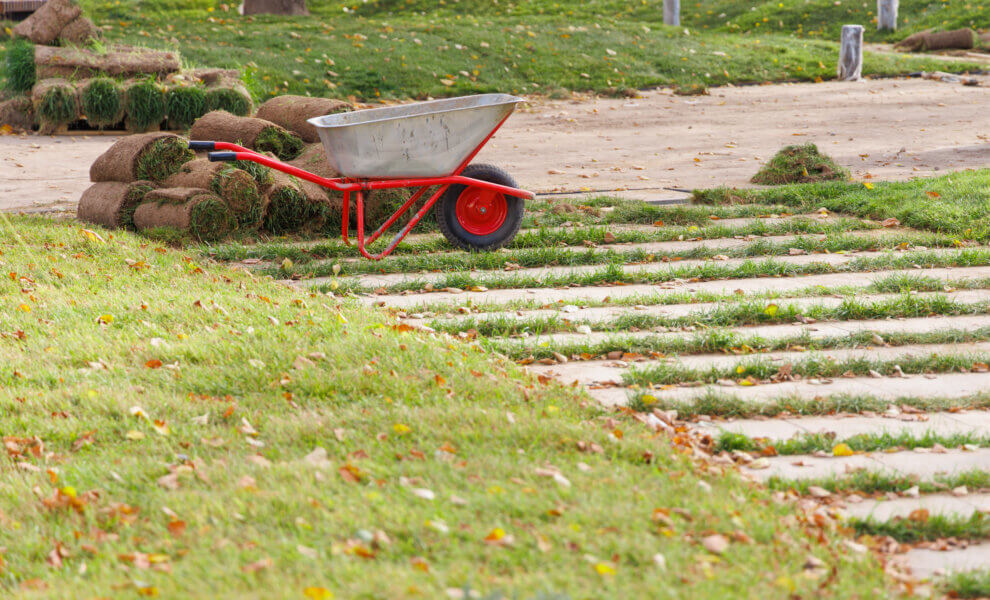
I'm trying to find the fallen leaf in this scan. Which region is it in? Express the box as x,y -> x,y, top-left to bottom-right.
702,534 -> 729,555
241,557 -> 273,573
832,443 -> 854,457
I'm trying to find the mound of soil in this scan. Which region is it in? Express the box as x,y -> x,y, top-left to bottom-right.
751,144 -> 849,185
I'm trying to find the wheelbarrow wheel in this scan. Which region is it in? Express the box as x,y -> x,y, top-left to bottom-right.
435,163 -> 524,251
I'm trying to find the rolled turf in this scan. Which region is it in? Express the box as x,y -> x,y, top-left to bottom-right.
189,110 -> 303,161
165,159 -> 264,228
90,132 -> 194,183
261,172 -> 311,234
3,39 -> 36,94
133,188 -> 234,242
125,79 -> 166,133
205,85 -> 253,117
80,77 -> 124,129
76,180 -> 157,230
58,16 -> 99,45
255,95 -> 351,143
166,85 -> 208,131
31,78 -> 78,134
11,0 -> 81,45
0,96 -> 34,131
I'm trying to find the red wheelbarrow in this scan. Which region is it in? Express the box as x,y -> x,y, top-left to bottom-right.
190,94 -> 534,260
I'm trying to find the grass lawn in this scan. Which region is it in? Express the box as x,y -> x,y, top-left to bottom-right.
694,169 -> 990,240
0,214 -> 891,598
0,0 -> 975,102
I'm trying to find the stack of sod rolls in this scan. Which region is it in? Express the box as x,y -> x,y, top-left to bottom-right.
78,132 -> 250,242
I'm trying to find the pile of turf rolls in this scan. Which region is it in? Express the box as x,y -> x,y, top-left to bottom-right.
189,110 -> 304,161
124,79 -> 166,132
76,180 -> 157,229
165,159 -> 265,228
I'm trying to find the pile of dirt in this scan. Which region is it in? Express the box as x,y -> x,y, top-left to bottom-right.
751,144 -> 849,185
895,28 -> 976,52
255,95 -> 351,143
12,0 -> 96,46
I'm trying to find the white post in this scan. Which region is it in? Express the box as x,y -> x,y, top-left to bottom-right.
663,0 -> 680,26
877,0 -> 898,31
838,25 -> 864,81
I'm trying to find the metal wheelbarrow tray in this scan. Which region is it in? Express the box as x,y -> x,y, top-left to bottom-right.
191,93 -> 533,260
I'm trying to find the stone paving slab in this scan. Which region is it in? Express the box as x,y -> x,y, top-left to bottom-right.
745,448 -> 990,481
846,494 -> 990,521
526,342 -> 990,386
347,246 -> 959,289
900,543 -> 990,578
689,412 -> 988,441
495,314 -> 990,351
365,266 -> 990,309
413,289 -> 990,330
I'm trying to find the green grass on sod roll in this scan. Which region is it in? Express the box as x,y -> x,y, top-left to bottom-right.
253,126 -> 304,161
189,196 -> 235,242
81,77 -> 124,128
125,79 -> 166,132
166,86 -> 208,130
121,181 -> 156,230
263,186 -> 309,234
205,86 -> 251,116
233,159 -> 274,187
214,164 -> 264,228
37,84 -> 78,130
3,39 -> 36,93
134,137 -> 195,182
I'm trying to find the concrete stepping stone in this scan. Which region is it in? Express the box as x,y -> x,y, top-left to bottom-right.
584,371 -> 990,407
689,412 -> 990,442
899,542 -> 990,578
346,246 -> 963,289
364,265 -> 990,309
845,493 -> 990,521
744,448 -> 990,482
415,289 -> 990,331
527,341 -> 990,386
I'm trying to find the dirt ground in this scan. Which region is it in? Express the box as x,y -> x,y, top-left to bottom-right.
1,74 -> 987,212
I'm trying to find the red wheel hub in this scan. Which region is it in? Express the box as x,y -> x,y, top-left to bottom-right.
455,186 -> 507,236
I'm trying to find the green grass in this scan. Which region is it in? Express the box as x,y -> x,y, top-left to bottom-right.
0,213 -> 893,598
714,429 -> 990,456
694,169 -> 990,241
205,86 -> 252,116
767,469 -> 990,496
70,1 -> 982,102
125,79 -> 167,132
81,77 -> 124,129
36,83 -> 78,130
2,38 -> 35,93
166,85 -> 208,130
853,513 -> 989,543
751,144 -> 849,186
940,570 -> 990,599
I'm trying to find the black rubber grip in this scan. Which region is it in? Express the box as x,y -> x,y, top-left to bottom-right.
188,141 -> 216,151
208,151 -> 237,162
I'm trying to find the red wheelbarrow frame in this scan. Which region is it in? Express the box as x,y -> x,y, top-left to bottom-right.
192,121 -> 534,260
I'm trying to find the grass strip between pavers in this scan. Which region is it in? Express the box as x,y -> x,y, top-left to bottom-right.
851,513 -> 990,543
767,470 -> 990,496
715,430 -> 990,457
0,214 -> 893,598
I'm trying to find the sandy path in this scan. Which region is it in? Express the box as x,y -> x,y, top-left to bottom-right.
1,75 -> 987,212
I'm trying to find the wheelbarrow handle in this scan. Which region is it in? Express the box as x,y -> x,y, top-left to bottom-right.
188,141 -> 216,150
208,151 -> 238,162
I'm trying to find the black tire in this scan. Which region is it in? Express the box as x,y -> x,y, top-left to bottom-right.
435,163 -> 524,251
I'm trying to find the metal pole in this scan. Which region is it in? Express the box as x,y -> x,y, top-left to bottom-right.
663,0 -> 680,26
838,24 -> 864,81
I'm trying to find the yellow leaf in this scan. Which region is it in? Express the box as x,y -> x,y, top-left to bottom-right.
138,586 -> 159,596
336,312 -> 347,324
863,182 -> 874,190
17,303 -> 31,313
126,430 -> 146,441
833,443 -> 854,457
152,420 -> 170,436
393,423 -> 411,434
764,303 -> 778,316
640,394 -> 657,405
594,562 -> 616,576
80,229 -> 106,243
738,379 -> 754,387
60,486 -> 77,498
735,365 -> 746,375
304,588 -> 334,600
97,314 -> 114,325
484,527 -> 506,542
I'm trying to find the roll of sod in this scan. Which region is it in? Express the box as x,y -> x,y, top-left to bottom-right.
288,143 -> 339,179
3,39 -> 36,94
165,159 -> 263,228
204,85 -> 253,117
90,132 -> 194,183
166,85 -> 208,131
31,78 -> 78,134
58,16 -> 99,45
190,110 -> 303,161
80,77 -> 124,129
255,95 -> 351,143
233,159 -> 274,187
11,0 -> 81,45
261,172 -> 310,234
922,28 -> 975,51
134,188 -> 234,242
125,79 -> 166,133
77,180 -> 157,230
0,96 -> 34,132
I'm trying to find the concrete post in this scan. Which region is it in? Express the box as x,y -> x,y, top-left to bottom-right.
877,0 -> 898,31
838,24 -> 864,81
663,0 -> 680,26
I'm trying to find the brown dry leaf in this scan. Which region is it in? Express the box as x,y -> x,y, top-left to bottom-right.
881,218 -> 900,228
157,473 -> 180,491
144,359 -> 163,369
241,557 -> 273,573
702,534 -> 729,555
908,508 -> 930,522
166,520 -> 186,537
603,232 -> 616,243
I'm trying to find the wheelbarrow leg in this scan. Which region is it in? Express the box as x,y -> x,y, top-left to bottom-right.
341,191 -> 351,247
